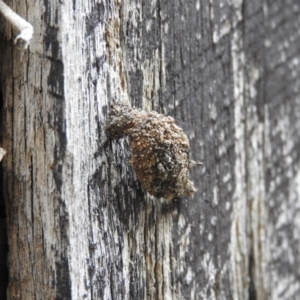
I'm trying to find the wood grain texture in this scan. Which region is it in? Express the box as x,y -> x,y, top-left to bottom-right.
0,0 -> 300,299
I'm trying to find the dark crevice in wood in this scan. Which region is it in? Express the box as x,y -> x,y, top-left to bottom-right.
0,88 -> 8,300
154,207 -> 160,300
0,165 -> 8,300
30,154 -> 36,299
248,253 -> 256,300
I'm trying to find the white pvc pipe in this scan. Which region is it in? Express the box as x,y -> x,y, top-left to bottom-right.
0,0 -> 33,50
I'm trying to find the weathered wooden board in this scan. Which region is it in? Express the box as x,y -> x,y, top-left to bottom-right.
0,0 -> 300,299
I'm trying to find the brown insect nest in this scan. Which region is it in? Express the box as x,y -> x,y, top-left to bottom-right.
106,102 -> 196,200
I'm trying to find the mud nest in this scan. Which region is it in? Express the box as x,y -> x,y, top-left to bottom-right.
106,102 -> 196,200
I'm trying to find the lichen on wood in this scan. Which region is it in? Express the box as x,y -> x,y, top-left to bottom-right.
106,102 -> 196,200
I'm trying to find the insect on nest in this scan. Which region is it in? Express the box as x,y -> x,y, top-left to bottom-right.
106,102 -> 197,200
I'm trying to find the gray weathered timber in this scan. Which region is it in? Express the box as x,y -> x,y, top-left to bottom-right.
0,0 -> 300,299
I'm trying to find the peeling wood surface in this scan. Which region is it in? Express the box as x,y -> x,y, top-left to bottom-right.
0,0 -> 300,299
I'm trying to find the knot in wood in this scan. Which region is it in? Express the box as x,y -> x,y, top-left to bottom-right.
106,102 -> 196,200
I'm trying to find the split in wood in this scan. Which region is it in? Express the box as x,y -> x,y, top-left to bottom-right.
0,0 -> 33,50
106,102 -> 197,200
